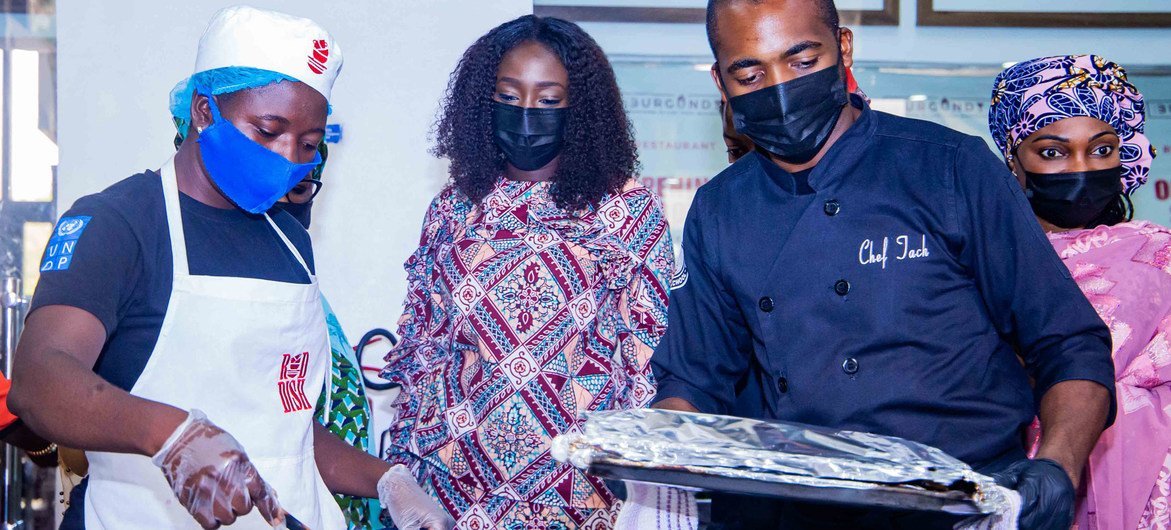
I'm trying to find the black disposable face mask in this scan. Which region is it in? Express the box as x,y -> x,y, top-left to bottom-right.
726,64 -> 849,164
491,101 -> 567,171
1024,166 -> 1123,229
270,201 -> 313,230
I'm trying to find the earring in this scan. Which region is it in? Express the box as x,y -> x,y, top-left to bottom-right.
196,126 -> 204,134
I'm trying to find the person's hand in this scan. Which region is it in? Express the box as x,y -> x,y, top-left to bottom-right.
991,458 -> 1074,530
377,465 -> 454,530
151,410 -> 283,529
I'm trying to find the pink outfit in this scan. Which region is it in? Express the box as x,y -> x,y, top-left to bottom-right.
1048,221 -> 1171,530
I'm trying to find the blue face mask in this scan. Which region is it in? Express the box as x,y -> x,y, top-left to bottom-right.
197,93 -> 322,214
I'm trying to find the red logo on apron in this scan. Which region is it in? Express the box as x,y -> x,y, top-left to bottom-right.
308,39 -> 329,74
278,352 -> 312,413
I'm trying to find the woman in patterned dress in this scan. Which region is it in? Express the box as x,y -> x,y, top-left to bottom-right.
989,55 -> 1170,530
382,15 -> 674,530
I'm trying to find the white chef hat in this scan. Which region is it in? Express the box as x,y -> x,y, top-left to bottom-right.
192,5 -> 343,102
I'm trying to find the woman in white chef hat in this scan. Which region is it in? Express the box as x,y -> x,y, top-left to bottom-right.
10,6 -> 452,530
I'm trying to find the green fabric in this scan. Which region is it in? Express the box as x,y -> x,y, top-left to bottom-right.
315,297 -> 380,529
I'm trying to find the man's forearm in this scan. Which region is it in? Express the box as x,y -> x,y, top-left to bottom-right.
313,423 -> 390,498
10,348 -> 186,456
1034,379 -> 1111,485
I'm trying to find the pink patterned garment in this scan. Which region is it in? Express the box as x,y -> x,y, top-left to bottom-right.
382,179 -> 674,529
1048,221 -> 1171,530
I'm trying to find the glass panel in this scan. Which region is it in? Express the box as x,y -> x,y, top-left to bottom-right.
10,48 -> 56,203
1124,72 -> 1171,225
853,63 -> 1171,226
21,221 -> 52,297
613,58 -> 725,252
611,57 -> 1171,230
535,0 -> 885,10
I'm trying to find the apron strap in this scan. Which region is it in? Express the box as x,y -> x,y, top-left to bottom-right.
264,214 -> 313,277
161,157 -> 312,278
159,157 -> 191,278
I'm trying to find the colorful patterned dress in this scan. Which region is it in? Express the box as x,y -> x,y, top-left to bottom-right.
315,297 -> 379,529
1046,222 -> 1171,530
382,179 -> 673,529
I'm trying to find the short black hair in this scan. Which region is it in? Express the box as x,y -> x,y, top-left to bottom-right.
433,15 -> 638,211
706,0 -> 840,59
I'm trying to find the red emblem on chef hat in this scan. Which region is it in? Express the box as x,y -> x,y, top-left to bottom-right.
307,39 -> 329,74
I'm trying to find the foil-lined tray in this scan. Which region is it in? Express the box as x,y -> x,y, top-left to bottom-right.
551,409 -> 1008,515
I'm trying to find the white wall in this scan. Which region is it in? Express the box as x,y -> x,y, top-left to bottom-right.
576,1 -> 1171,65
57,1 -> 1171,340
58,0 -> 532,339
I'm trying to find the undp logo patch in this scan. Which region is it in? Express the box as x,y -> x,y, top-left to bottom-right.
41,216 -> 92,272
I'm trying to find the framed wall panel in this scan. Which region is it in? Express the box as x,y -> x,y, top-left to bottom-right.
919,0 -> 1171,27
535,0 -> 900,26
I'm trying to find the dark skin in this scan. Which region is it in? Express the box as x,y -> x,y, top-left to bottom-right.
494,40 -> 569,183
0,420 -> 56,467
660,0 -> 857,412
176,82 -> 327,209
1000,116 -> 1119,485
708,0 -> 860,174
10,80 -> 389,523
659,0 -> 1110,488
720,100 -> 754,163
1012,116 -> 1123,233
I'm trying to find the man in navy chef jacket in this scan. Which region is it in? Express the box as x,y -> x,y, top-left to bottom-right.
650,1 -> 1115,528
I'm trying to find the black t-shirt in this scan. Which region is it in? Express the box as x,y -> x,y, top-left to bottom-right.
30,171 -> 315,392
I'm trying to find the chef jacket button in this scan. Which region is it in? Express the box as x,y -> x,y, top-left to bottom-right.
842,358 -> 859,375
834,279 -> 851,296
823,199 -> 841,216
776,376 -> 789,393
759,296 -> 775,312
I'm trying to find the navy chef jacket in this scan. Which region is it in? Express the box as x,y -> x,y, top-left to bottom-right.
652,98 -> 1116,468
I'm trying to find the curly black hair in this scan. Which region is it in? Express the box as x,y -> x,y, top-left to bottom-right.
432,15 -> 639,211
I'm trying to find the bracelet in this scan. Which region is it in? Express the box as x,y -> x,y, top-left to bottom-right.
26,443 -> 56,458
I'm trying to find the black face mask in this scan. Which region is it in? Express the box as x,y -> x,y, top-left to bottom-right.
727,64 -> 849,164
491,101 -> 567,171
1025,166 -> 1123,229
270,201 -> 313,230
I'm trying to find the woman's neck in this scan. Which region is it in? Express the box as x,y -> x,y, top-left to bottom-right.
504,157 -> 559,183
1038,216 -> 1079,234
173,138 -> 234,209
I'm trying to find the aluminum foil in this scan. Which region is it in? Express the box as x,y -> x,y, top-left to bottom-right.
551,409 -> 1009,515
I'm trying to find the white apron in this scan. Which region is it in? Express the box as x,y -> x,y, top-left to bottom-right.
83,158 -> 345,530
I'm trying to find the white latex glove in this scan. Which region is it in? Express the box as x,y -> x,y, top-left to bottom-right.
614,482 -> 698,530
151,409 -> 285,529
377,465 -> 454,530
954,484 -> 1022,530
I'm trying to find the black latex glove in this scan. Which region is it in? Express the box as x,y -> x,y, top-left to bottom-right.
992,458 -> 1075,530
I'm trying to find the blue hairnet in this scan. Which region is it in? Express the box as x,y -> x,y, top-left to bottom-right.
169,66 -> 297,140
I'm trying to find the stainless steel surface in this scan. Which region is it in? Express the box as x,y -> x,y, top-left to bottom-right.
1,276 -> 24,529
552,408 -> 1009,515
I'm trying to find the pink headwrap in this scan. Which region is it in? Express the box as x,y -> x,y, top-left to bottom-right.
989,55 -> 1155,193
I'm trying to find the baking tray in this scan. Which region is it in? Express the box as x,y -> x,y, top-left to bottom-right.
588,462 -> 985,515
552,409 -> 1003,515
